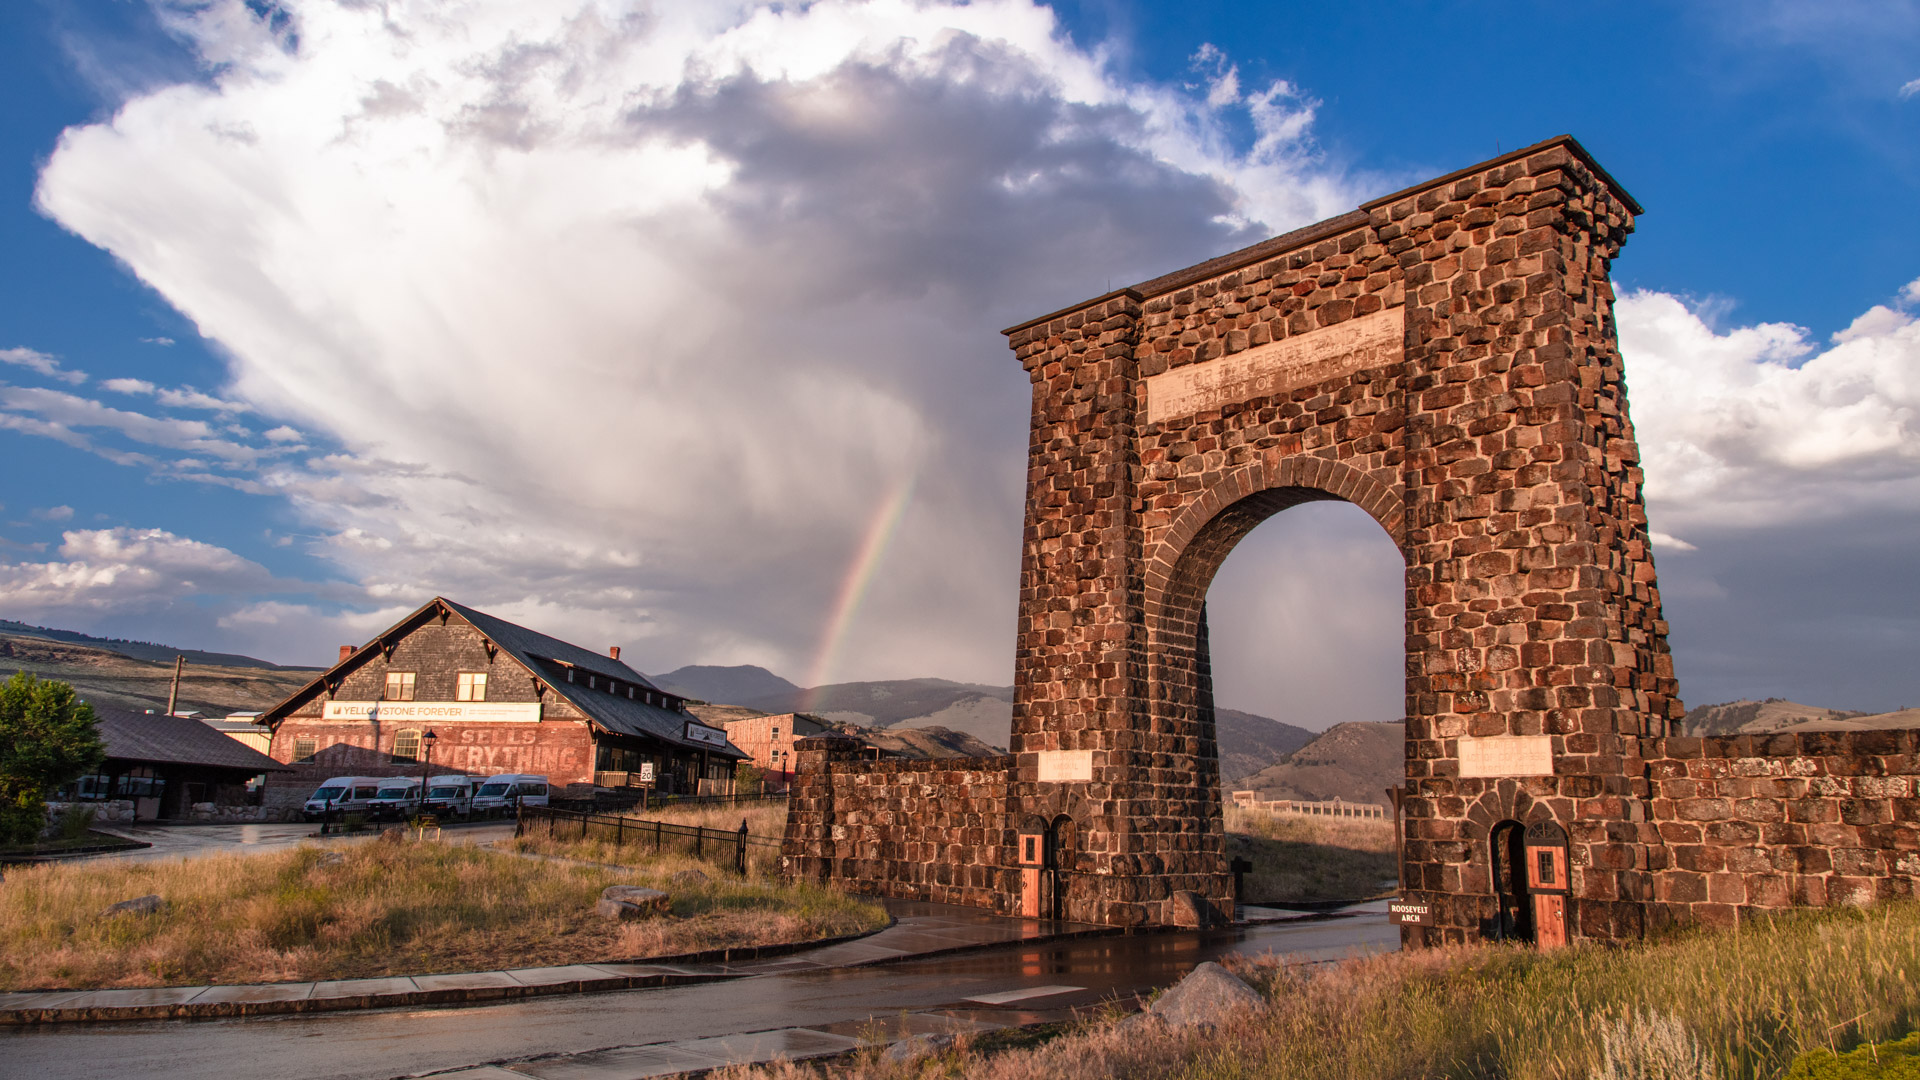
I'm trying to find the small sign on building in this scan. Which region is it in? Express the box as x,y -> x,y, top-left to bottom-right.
684,722 -> 729,748
1388,899 -> 1433,926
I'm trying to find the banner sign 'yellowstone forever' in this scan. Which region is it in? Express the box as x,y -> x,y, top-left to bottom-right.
322,701 -> 542,723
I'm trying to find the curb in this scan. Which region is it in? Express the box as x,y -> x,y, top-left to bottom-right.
0,839 -> 153,866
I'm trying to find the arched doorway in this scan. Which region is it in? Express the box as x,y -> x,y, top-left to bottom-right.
1490,820 -> 1533,942
1045,814 -> 1076,922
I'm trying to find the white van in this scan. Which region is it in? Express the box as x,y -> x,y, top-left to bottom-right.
421,774 -> 476,819
303,776 -> 386,821
367,777 -> 423,820
471,773 -> 550,818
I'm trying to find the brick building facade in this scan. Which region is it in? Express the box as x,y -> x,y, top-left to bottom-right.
259,598 -> 744,808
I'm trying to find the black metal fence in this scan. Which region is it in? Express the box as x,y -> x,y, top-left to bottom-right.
515,805 -> 782,875
547,790 -> 787,815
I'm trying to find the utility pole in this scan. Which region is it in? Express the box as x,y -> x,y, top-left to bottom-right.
165,655 -> 185,716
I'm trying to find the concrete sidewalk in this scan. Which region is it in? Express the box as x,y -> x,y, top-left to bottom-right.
0,899 -> 1114,1024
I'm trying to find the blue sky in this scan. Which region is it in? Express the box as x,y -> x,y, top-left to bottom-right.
0,1 -> 1916,723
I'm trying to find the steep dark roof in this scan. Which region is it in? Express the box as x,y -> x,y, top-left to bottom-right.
439,599 -> 660,689
92,706 -> 290,772
435,600 -> 743,759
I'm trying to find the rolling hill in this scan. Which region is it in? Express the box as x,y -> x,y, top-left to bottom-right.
0,619 -> 303,670
1234,721 -> 1407,806
0,633 -> 317,717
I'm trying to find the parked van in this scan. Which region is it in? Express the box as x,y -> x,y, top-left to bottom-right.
303,776 -> 386,821
367,777 -> 423,820
471,773 -> 550,818
421,774 -> 476,819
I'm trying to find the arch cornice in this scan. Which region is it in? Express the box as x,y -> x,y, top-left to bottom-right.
1142,455 -> 1405,623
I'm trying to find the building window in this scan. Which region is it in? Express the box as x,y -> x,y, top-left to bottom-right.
771,725 -> 780,739
385,672 -> 416,701
392,728 -> 422,764
293,736 -> 318,763
457,672 -> 488,701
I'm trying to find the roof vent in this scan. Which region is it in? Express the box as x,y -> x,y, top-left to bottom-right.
338,645 -> 356,662
608,646 -> 621,661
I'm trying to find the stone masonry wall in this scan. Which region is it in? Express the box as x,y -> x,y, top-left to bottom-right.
793,137 -> 1688,938
1645,731 -> 1920,927
781,736 -> 1017,912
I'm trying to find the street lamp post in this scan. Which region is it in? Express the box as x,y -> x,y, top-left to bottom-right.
418,729 -> 438,819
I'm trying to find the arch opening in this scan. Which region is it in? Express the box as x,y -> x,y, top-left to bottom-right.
1147,489 -> 1407,910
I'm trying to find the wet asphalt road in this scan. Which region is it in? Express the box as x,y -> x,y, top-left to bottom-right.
81,821 -> 517,863
1,909 -> 1396,1080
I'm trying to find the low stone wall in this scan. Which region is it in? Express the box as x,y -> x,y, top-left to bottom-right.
1645,730 -> 1920,928
43,800 -> 137,825
782,736 -> 1016,912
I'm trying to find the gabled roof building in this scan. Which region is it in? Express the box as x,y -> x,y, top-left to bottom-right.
258,598 -> 744,807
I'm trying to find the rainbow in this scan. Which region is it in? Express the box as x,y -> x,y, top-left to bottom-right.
801,475 -> 916,710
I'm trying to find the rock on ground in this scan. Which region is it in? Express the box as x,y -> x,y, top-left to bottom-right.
883,1033 -> 955,1064
669,869 -> 710,887
596,885 -> 670,920
1131,961 -> 1264,1031
103,894 -> 166,917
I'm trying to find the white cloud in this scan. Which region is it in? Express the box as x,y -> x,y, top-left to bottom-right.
0,347 -> 86,385
1902,77 -> 1920,98
31,0 -> 1365,679
262,425 -> 303,443
102,377 -> 157,395
155,387 -> 249,412
1902,276 -> 1920,305
32,506 -> 75,522
0,384 -> 268,467
142,336 -> 176,346
0,527 -> 278,614
1620,287 -> 1920,531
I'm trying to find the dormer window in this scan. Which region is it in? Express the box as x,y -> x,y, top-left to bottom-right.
384,672 -> 416,701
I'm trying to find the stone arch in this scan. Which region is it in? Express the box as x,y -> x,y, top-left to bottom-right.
1143,456 -> 1404,628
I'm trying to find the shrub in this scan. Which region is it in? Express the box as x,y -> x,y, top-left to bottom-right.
1784,1032 -> 1920,1080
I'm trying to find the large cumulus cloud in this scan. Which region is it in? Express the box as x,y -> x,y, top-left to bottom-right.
24,0 -> 1357,679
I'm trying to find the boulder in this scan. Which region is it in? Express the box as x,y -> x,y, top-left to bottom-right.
379,827 -> 406,844
596,885 -> 670,920
669,869 -> 710,887
103,894 -> 166,918
882,1033 -> 955,1064
1131,961 -> 1263,1031
1171,889 -> 1217,928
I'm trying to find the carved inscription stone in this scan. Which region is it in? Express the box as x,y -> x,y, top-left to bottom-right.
1144,306 -> 1404,424
1036,750 -> 1094,782
1458,735 -> 1555,778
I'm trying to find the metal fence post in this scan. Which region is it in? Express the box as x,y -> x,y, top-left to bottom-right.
736,819 -> 748,875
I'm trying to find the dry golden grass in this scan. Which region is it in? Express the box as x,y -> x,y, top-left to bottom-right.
631,799 -> 790,838
1225,805 -> 1398,903
719,902 -> 1920,1080
0,839 -> 885,990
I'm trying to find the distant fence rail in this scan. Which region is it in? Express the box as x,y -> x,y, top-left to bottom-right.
515,805 -> 782,874
548,790 -> 786,814
1229,792 -> 1388,820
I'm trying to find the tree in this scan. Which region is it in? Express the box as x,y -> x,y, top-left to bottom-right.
0,673 -> 105,846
